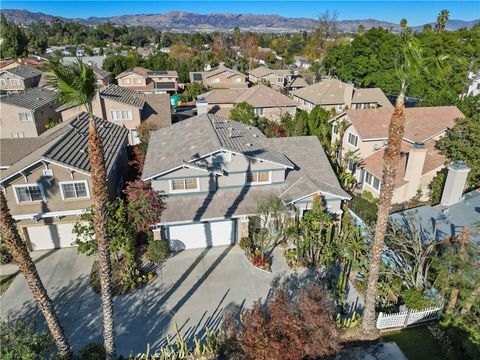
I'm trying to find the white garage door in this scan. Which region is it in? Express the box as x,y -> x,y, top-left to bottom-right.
168,220 -> 236,250
26,223 -> 77,250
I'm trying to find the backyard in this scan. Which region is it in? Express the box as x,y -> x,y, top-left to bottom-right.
382,326 -> 444,360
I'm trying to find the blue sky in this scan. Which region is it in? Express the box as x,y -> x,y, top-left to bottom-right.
2,1 -> 479,26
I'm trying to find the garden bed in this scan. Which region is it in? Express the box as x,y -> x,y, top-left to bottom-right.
245,252 -> 272,273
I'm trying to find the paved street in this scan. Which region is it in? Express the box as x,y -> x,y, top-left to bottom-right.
0,246 -> 290,356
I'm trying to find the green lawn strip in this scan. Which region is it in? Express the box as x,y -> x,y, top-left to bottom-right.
382,326 -> 444,360
0,274 -> 16,295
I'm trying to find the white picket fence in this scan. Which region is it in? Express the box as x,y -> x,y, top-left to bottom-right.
376,306 -> 442,330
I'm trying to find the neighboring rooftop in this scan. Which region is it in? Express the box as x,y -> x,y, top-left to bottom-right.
248,66 -> 291,78
92,66 -> 112,80
0,65 -> 43,79
291,77 -> 352,105
1,87 -> 56,110
99,84 -> 146,108
351,87 -> 393,109
138,93 -> 172,128
116,67 -> 177,79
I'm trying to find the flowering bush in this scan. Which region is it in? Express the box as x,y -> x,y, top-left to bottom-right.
249,250 -> 271,271
124,180 -> 164,233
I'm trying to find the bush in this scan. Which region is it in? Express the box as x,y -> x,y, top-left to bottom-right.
0,243 -> 13,264
146,240 -> 170,264
79,342 -> 105,360
239,236 -> 254,251
401,288 -> 433,310
0,320 -> 54,360
349,194 -> 378,224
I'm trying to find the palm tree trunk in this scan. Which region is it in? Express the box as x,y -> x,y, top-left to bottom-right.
0,191 -> 72,358
88,113 -> 116,359
361,95 -> 406,334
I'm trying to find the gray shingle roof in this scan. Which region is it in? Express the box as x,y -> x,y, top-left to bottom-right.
142,113 -> 294,179
1,88 -> 56,110
1,65 -> 42,79
99,84 -> 145,108
0,112 -> 129,182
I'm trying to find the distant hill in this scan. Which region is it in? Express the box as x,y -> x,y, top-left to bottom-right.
1,9 -> 478,33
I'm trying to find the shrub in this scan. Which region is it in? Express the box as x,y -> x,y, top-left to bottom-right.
401,288 -> 433,310
250,252 -> 271,271
0,320 -> 54,360
239,236 -> 254,251
79,342 -> 105,360
349,194 -> 378,224
0,243 -> 13,264
146,240 -> 170,264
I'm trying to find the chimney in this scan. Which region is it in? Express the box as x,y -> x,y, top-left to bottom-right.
440,161 -> 470,206
404,142 -> 427,200
196,96 -> 208,115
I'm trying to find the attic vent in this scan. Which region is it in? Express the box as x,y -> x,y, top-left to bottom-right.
246,126 -> 251,129
80,149 -> 86,154
253,134 -> 258,138
228,127 -> 233,138
245,143 -> 252,147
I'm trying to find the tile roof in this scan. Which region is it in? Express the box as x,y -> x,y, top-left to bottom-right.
92,66 -> 112,79
351,88 -> 393,109
289,77 -> 308,88
142,113 -> 294,179
116,67 -> 177,79
0,113 -> 129,182
139,93 -> 172,128
347,106 -> 464,142
291,78 -> 353,105
99,84 -> 145,108
1,88 -> 56,110
201,85 -> 297,108
248,66 -> 275,78
203,65 -> 244,79
1,65 -> 43,79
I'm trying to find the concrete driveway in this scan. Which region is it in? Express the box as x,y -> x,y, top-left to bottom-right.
0,245 -> 288,356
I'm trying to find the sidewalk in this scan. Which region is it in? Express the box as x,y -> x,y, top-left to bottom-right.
0,249 -> 57,276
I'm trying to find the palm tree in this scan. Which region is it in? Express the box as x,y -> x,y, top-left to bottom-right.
400,19 -> 408,35
0,191 -> 72,358
360,40 -> 424,334
48,59 -> 116,358
435,9 -> 449,33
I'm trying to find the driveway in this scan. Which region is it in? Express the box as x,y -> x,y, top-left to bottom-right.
0,246 -> 288,355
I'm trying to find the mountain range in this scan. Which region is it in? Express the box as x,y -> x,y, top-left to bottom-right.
2,9 -> 479,33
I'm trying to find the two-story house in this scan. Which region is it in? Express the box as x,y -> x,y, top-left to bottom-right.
0,65 -> 43,94
0,88 -> 60,139
199,84 -> 297,122
248,66 -> 293,91
142,113 -> 350,250
189,65 -> 248,89
0,113 -> 129,250
56,84 -> 171,145
330,106 -> 464,204
116,67 -> 178,94
92,66 -> 113,87
291,78 -> 393,113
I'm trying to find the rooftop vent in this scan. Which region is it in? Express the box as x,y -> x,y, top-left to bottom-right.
246,143 -> 252,147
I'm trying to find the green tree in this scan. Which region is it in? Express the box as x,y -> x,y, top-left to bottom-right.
308,106 -> 333,150
0,14 -> 28,58
400,19 -> 408,36
428,169 -> 447,204
435,9 -> 450,33
357,24 -> 365,35
0,321 -> 55,360
230,102 -> 256,126
181,82 -> 206,102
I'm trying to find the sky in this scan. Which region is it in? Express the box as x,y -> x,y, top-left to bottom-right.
2,1 -> 479,26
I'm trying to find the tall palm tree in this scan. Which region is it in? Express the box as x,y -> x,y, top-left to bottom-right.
435,9 -> 449,33
400,19 -> 408,35
0,191 -> 72,358
48,59 -> 116,358
360,40 -> 424,334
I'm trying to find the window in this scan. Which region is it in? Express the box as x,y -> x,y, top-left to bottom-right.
122,79 -> 130,85
42,169 -> 54,177
373,177 -> 381,191
347,132 -> 358,147
0,79 -> 5,86
246,171 -> 270,184
336,104 -> 344,111
10,79 -> 20,86
212,152 -> 231,165
170,178 -> 199,192
332,124 -> 338,134
60,181 -> 89,199
111,110 -> 133,121
255,107 -> 264,116
14,184 -> 44,203
18,112 -> 31,122
277,77 -> 283,83
365,172 -> 373,185
134,78 -> 142,85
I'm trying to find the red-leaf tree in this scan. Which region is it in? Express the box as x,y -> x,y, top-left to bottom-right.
123,180 -> 164,232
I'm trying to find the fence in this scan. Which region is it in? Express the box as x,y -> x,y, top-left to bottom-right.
376,306 -> 442,330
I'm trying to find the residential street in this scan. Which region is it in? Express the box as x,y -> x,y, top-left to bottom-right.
0,246 -> 291,355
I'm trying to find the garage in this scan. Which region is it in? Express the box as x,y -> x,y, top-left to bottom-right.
167,220 -> 236,250
26,223 -> 77,250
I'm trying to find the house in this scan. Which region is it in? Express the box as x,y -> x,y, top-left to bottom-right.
294,56 -> 310,69
466,71 -> 480,97
189,64 -> 248,89
287,76 -> 309,92
116,67 -> 178,94
199,84 -> 297,122
391,164 -> 479,245
0,65 -> 43,94
330,106 -> 465,204
92,66 -> 113,87
0,113 -> 129,250
56,84 -> 171,144
142,113 -> 350,250
248,66 -> 304,91
291,78 -> 393,113
0,88 -> 60,139
62,56 -> 106,69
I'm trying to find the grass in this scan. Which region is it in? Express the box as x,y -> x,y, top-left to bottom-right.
0,274 -> 16,295
382,326 -> 444,360
349,194 -> 378,224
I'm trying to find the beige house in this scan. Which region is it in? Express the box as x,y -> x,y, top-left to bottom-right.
199,84 -> 297,122
291,77 -> 393,113
0,113 -> 129,250
330,106 -> 465,204
0,65 -> 43,94
142,113 -> 350,250
92,66 -> 113,87
0,88 -> 60,139
247,66 -> 307,93
56,84 -> 171,144
189,65 -> 248,89
116,67 -> 178,94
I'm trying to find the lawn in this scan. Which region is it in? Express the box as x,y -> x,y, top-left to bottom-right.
0,274 -> 16,295
382,326 -> 444,360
